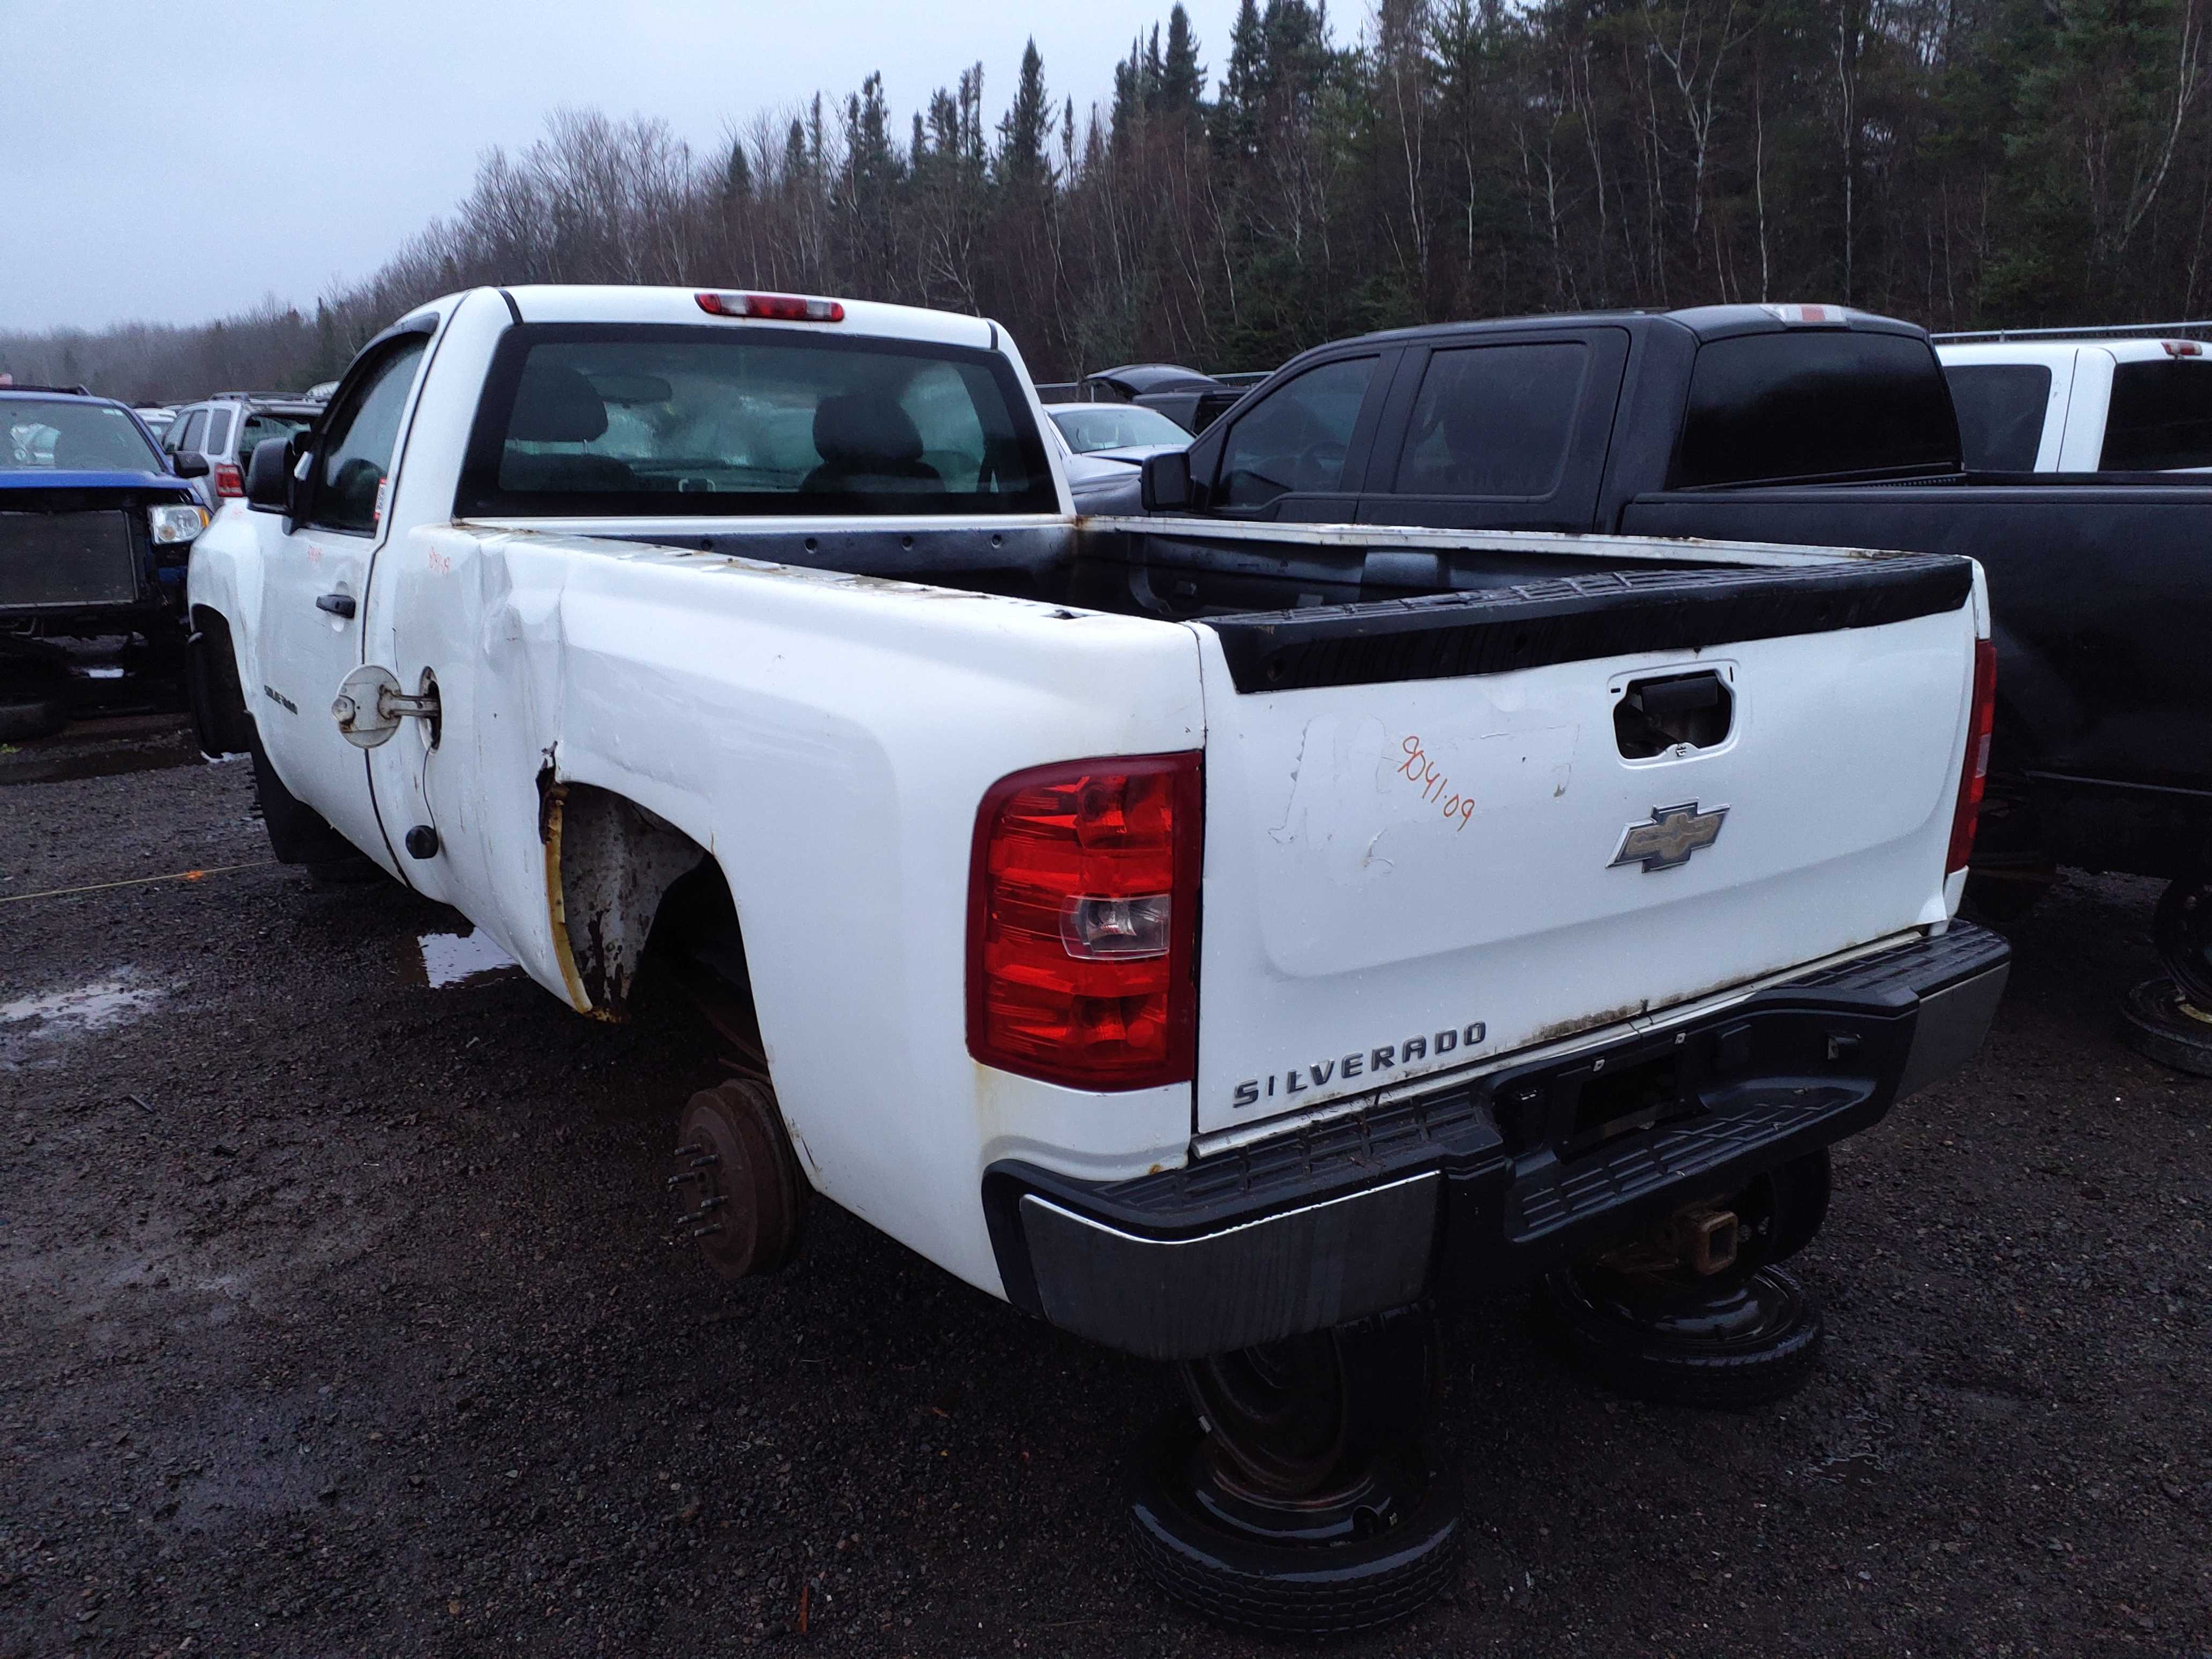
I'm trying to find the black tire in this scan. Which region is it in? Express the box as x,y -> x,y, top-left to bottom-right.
1540,1262 -> 1822,1410
1129,1415 -> 1463,1640
2152,874 -> 2212,1010
2118,975 -> 2212,1078
0,696 -> 68,743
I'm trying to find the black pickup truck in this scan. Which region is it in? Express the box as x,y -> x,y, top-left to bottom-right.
1131,303 -> 2212,1056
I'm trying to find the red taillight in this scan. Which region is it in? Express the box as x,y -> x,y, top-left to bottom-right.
968,753 -> 1201,1091
696,290 -> 845,323
1947,638 -> 1998,873
213,462 -> 244,498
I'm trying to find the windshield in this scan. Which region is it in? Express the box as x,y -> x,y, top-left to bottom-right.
2,400 -> 162,473
1050,405 -> 1190,453
458,326 -> 1058,517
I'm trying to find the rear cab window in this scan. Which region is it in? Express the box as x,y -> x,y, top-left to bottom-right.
1945,365 -> 2052,471
2099,360 -> 2212,469
240,410 -> 315,474
1674,329 -> 1959,488
456,326 -> 1057,517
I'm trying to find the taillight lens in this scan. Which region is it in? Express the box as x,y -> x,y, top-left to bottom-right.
1947,638 -> 1998,873
696,290 -> 845,323
968,753 -> 1201,1090
213,462 -> 244,498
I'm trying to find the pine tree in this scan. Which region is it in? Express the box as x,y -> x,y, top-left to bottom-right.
1215,0 -> 1265,153
998,39 -> 1051,186
1162,5 -> 1207,114
781,118 -> 807,190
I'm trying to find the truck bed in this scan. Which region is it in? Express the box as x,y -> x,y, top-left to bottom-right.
550,511 -> 1980,1139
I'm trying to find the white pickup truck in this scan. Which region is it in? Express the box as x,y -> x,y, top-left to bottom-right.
1938,327 -> 2212,470
186,283 -> 2008,1634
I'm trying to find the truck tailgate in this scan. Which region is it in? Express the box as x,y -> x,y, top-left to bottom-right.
1190,556 -> 1977,1135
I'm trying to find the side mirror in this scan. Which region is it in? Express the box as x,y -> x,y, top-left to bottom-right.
170,451 -> 210,479
245,436 -> 293,511
1140,450 -> 1192,513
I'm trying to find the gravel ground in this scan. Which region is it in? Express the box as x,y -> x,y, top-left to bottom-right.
2,722 -> 2207,1658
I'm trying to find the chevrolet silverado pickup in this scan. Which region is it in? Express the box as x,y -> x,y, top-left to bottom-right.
186,284 -> 2006,1635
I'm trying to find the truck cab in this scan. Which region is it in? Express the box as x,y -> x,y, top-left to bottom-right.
1937,332 -> 2212,473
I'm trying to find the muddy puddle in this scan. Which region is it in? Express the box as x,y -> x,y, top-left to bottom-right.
0,975 -> 166,1070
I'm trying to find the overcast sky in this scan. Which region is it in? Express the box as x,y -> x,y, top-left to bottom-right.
3,0 -> 1246,335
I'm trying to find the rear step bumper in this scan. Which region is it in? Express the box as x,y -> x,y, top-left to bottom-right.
983,922 -> 2010,1361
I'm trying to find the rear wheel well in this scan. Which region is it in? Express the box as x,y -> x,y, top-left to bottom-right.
541,780 -> 765,1065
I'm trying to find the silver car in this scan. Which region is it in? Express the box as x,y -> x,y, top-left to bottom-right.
1044,402 -> 1191,512
162,392 -> 323,508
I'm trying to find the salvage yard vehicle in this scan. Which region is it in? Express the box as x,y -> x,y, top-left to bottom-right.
2,385 -> 209,739
186,283 -> 2008,1636
1935,324 -> 2212,473
162,390 -> 325,509
1139,301 -> 2212,1073
1043,401 -> 1191,510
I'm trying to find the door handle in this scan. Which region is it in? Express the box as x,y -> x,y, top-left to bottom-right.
316,592 -> 356,619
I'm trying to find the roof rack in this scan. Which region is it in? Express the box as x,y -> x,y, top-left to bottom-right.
207,390 -> 322,403
1932,320 -> 2212,343
0,382 -> 94,396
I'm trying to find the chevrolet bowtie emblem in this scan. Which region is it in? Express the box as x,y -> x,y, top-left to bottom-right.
1610,801 -> 1729,872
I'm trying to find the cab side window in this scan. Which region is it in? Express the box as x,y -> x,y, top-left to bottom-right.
310,338 -> 429,534
1214,357 -> 1376,509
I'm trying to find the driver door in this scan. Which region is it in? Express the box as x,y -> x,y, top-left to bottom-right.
252,332 -> 431,869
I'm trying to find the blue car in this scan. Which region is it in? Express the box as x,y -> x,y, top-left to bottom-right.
1,385 -> 211,738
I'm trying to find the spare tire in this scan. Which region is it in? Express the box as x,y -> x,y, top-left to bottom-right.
2118,975 -> 2212,1078
0,696 -> 68,743
1129,1415 -> 1462,1639
1540,1262 -> 1822,1410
